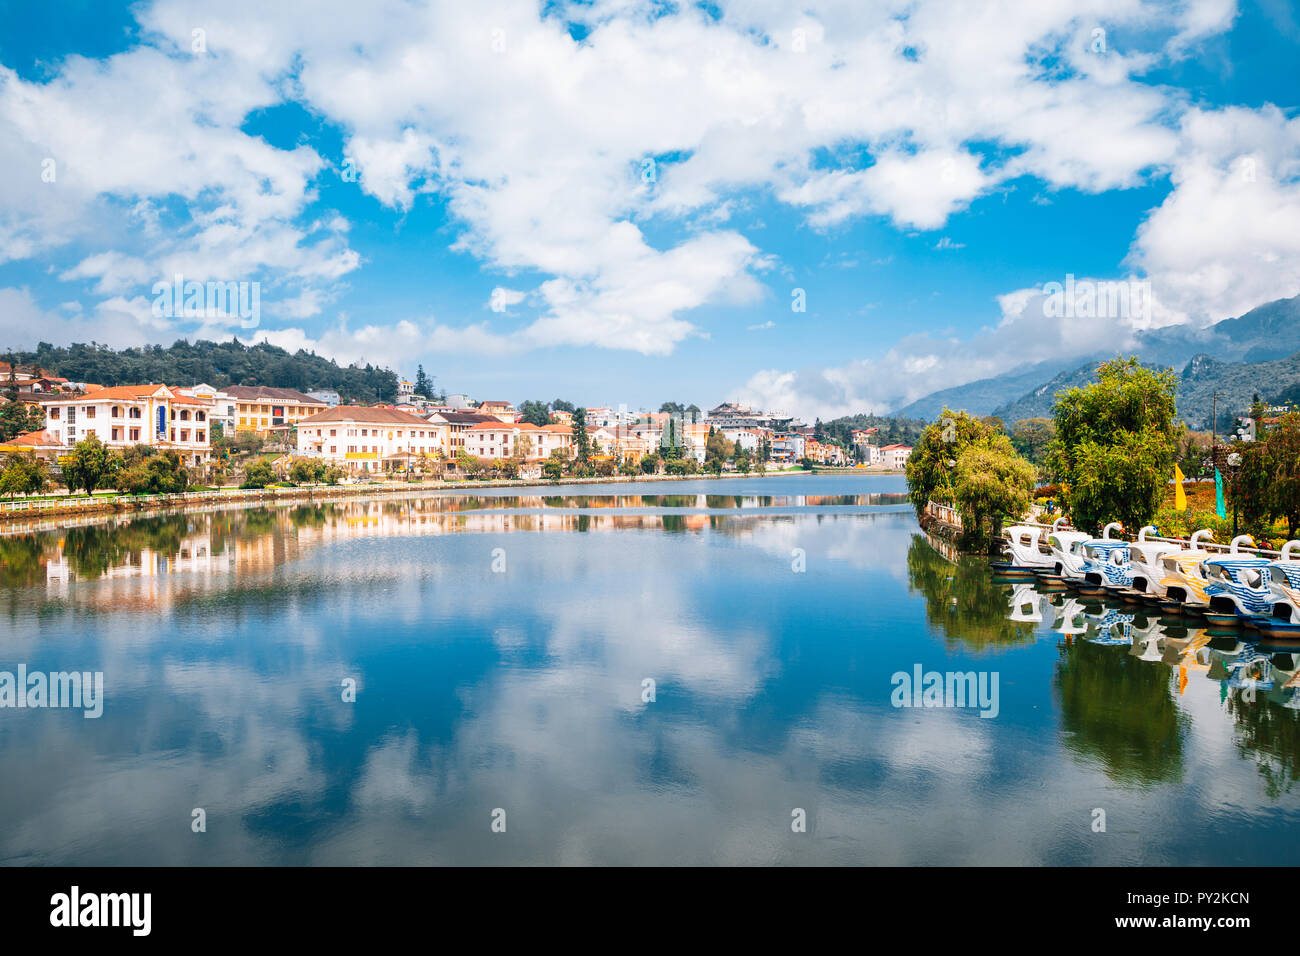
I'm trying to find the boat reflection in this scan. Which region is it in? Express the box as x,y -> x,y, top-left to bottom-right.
973,573 -> 1300,795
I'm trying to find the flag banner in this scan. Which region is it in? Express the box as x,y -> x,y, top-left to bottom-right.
1174,464 -> 1187,512
1215,468 -> 1227,519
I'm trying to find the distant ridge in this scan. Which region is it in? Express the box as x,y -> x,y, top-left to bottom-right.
890,293 -> 1300,423
990,350 -> 1300,430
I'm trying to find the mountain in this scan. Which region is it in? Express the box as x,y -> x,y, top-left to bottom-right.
989,350 -> 1300,430
892,293 -> 1300,421
890,358 -> 1080,420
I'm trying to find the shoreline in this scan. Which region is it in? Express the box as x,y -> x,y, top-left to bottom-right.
0,468 -> 907,526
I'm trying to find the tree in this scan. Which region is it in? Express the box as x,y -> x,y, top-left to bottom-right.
1010,418 -> 1055,464
551,399 -> 575,413
0,453 -> 49,499
414,365 -> 434,397
1266,412 -> 1300,537
289,458 -> 326,485
640,452 -> 661,474
1046,357 -> 1180,535
0,397 -> 44,443
953,441 -> 1037,550
62,434 -> 119,496
241,458 -> 276,488
116,450 -> 190,495
906,408 -> 983,514
519,400 -> 550,427
572,408 -> 591,463
705,428 -> 734,467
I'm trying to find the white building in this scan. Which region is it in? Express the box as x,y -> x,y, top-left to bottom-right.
295,406 -> 442,472
880,444 -> 913,469
179,383 -> 237,433
462,421 -> 572,461
40,385 -> 214,465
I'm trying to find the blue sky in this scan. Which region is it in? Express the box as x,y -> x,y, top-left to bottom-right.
0,0 -> 1297,417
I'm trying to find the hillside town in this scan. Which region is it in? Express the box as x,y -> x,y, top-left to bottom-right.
0,361 -> 912,491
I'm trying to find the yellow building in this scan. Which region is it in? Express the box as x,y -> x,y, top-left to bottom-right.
224,386 -> 328,436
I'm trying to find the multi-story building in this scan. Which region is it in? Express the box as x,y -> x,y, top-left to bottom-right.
427,411 -> 504,456
721,427 -> 765,455
295,406 -> 441,473
879,444 -> 913,469
770,432 -> 806,462
224,385 -> 328,436
704,402 -> 796,431
476,400 -> 518,423
178,383 -> 238,434
40,385 -> 214,464
307,389 -> 341,407
462,421 -> 573,461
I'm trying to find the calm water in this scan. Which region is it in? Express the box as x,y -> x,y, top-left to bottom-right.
1,474 -> 1297,865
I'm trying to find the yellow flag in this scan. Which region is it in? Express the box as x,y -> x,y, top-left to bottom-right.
1174,464 -> 1187,511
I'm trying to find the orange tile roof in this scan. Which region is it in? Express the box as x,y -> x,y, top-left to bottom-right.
0,429 -> 59,448
39,384 -> 212,405
297,405 -> 430,426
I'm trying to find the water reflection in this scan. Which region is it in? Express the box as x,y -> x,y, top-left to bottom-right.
911,544 -> 1300,799
3,485 -> 1300,865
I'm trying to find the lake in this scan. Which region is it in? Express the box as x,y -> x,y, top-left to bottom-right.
1,473 -> 1296,865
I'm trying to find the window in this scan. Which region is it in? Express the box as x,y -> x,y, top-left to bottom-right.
50,407 -> 60,419
329,429 -> 337,437
180,409 -> 190,421
130,428 -> 140,441
330,445 -> 337,454
170,429 -> 176,441
85,406 -> 95,419
196,411 -> 205,421
180,430 -> 190,442
197,430 -> 205,443
111,406 -> 122,418
111,427 -> 121,441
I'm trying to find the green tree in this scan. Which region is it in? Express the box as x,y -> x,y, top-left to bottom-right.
519,400 -> 551,426
0,453 -> 49,499
289,458 -> 326,484
904,407 -> 996,515
414,365 -> 434,397
572,408 -> 591,463
1010,418 -> 1055,465
62,434 -> 119,496
1265,412 -> 1300,538
640,452 -> 661,474
241,458 -> 276,488
952,440 -> 1036,550
1047,357 -> 1180,535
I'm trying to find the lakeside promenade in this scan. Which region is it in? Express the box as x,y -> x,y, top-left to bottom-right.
0,466 -> 903,528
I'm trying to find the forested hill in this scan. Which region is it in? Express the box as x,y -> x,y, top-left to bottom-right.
817,412 -> 928,447
9,340 -> 400,404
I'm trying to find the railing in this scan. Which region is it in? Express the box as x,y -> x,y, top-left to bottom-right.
924,500 -> 963,529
